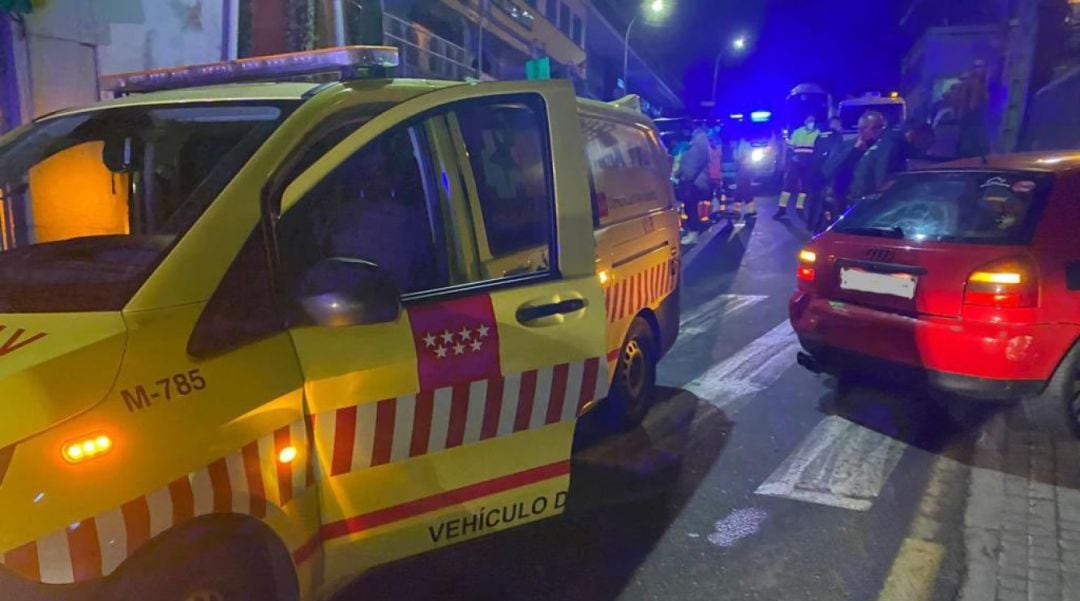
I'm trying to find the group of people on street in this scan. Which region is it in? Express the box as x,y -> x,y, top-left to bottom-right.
670,108 -> 934,242
775,110 -> 934,233
673,128 -> 726,243
672,126 -> 760,243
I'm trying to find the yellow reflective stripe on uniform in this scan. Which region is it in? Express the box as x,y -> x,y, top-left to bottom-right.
789,126 -> 820,152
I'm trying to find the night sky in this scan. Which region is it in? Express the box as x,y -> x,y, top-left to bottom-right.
598,0 -> 912,115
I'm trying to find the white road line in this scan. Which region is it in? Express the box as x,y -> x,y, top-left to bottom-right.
755,415 -> 907,511
683,319 -> 801,411
677,294 -> 769,340
706,507 -> 770,548
682,221 -> 743,268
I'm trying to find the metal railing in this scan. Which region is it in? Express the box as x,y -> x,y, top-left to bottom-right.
383,13 -> 473,81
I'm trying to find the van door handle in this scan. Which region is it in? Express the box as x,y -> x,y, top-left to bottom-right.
516,298 -> 587,324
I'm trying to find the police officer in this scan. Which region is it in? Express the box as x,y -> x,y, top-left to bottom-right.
775,114 -> 820,219
733,134 -> 757,219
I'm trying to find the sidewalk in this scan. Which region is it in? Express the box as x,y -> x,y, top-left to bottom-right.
959,412 -> 1080,601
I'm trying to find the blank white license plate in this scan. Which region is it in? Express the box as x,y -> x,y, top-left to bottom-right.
840,268 -> 917,299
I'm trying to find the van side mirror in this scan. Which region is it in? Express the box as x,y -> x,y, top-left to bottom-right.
295,258 -> 401,327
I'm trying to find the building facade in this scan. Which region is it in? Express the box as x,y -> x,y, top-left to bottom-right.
1,0 -> 239,131
0,0 -> 677,134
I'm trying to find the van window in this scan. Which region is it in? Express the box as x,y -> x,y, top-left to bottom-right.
277,123 -> 450,298
0,102 -> 293,313
834,171 -> 1053,245
456,100 -> 554,266
582,116 -> 669,228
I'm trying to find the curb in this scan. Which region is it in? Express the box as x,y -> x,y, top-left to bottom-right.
876,455 -> 965,601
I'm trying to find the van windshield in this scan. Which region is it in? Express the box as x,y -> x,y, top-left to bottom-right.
833,170 -> 1053,245
0,101 -> 295,313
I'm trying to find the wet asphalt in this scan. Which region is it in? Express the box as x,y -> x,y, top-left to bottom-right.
340,197 -> 1005,601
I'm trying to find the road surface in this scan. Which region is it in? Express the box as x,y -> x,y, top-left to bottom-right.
340,197 -> 1079,601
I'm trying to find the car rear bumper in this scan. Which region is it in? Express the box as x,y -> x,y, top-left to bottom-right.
789,290 -> 1079,400
796,344 -> 1043,401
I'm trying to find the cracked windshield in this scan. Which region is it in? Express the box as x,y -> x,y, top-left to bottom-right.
0,1 -> 1078,600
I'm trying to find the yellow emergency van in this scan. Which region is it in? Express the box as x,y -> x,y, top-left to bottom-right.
0,46 -> 679,600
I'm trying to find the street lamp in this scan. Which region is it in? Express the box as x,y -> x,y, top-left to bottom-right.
711,35 -> 748,110
623,0 -> 669,95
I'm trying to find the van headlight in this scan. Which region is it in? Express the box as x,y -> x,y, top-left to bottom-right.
751,148 -> 767,163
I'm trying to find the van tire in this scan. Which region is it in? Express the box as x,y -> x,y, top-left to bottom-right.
1021,343 -> 1080,440
137,542 -> 280,601
608,317 -> 658,429
109,519 -> 294,601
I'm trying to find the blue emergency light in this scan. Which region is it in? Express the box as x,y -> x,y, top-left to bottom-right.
100,46 -> 400,94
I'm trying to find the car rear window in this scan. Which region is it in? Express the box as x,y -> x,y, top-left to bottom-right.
833,170 -> 1054,245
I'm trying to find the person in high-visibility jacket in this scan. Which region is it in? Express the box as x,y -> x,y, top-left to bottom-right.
774,115 -> 820,219
733,135 -> 757,218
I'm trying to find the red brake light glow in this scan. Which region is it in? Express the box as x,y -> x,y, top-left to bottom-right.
797,249 -> 816,282
964,259 -> 1037,308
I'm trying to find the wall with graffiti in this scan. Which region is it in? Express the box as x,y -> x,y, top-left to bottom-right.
98,0 -> 232,77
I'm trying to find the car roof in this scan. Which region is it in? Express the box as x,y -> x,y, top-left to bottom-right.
919,152 -> 1080,174
39,79 -> 462,121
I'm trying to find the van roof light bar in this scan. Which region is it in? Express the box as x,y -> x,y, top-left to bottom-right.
100,46 -> 400,94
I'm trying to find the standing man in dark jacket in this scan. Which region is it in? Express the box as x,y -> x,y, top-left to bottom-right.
806,116 -> 844,232
824,111 -> 902,213
677,129 -> 712,243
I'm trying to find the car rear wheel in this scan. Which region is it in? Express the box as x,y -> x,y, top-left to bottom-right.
607,317 -> 658,429
1021,343 -> 1080,440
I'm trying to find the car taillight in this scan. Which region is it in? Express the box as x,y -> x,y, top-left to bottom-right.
964,259 -> 1038,308
797,249 -> 816,282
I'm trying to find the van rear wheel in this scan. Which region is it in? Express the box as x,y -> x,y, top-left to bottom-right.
1021,344 -> 1080,440
608,317 -> 658,428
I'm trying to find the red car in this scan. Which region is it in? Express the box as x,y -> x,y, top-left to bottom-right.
790,153 -> 1080,436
